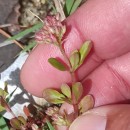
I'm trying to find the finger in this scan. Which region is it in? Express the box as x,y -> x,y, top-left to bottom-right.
69,104 -> 130,130
83,52 -> 130,106
20,0 -> 130,96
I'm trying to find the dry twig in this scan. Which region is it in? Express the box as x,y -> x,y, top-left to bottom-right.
0,29 -> 24,49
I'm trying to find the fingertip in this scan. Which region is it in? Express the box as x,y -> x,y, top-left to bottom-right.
69,105 -> 130,130
69,111 -> 106,130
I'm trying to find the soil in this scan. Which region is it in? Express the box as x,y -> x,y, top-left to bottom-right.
0,0 -> 21,72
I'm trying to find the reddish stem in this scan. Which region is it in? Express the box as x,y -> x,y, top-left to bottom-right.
59,45 -> 78,118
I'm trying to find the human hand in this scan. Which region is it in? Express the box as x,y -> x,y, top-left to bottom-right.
20,0 -> 130,129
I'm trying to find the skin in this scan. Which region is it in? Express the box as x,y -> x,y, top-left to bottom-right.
20,0 -> 130,129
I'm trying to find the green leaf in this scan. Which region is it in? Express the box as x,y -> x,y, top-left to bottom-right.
70,50 -> 80,71
79,40 -> 92,65
6,22 -> 43,41
0,97 -> 10,112
43,89 -> 65,104
6,87 -> 17,103
72,82 -> 83,103
0,88 -> 8,99
0,105 -> 6,112
48,58 -> 67,71
46,121 -> 55,130
61,84 -> 71,99
70,0 -> 82,15
10,118 -> 21,129
78,95 -> 94,114
64,0 -> 75,16
0,115 -> 9,130
17,116 -> 26,125
4,82 -> 8,94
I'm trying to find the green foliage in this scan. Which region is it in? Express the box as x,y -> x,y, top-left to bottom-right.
70,0 -> 82,15
0,83 -> 14,112
10,118 -> 21,129
79,40 -> 92,65
72,82 -> 83,103
46,121 -> 55,130
17,116 -> 26,125
6,87 -> 17,103
64,0 -> 82,16
0,105 -> 6,112
48,58 -> 67,71
0,88 -> 8,99
64,0 -> 75,16
69,40 -> 92,72
0,115 -> 9,130
78,95 -> 94,114
7,22 -> 43,41
61,84 -> 71,99
0,87 -> 9,112
43,89 -> 65,104
70,50 -> 80,71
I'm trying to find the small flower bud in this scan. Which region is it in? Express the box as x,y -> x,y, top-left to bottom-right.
32,124 -> 38,130
35,14 -> 66,45
52,114 -> 67,126
45,106 -> 59,116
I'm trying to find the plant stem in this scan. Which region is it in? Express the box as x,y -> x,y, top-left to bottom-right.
59,45 -> 76,83
0,29 -> 24,49
59,45 -> 70,67
59,45 -> 78,118
2,97 -> 16,118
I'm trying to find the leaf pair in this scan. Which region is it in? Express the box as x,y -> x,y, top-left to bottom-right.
48,41 -> 92,72
70,41 -> 92,72
43,82 -> 83,105
43,82 -> 74,104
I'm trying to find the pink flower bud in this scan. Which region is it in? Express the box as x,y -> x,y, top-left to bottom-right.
45,106 -> 59,116
35,14 -> 66,45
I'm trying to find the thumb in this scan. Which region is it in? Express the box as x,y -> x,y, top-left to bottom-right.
69,104 -> 130,130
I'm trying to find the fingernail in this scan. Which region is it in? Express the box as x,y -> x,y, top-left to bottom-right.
69,112 -> 107,130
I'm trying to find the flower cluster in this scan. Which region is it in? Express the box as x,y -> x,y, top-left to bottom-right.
45,106 -> 68,126
35,14 -> 66,45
